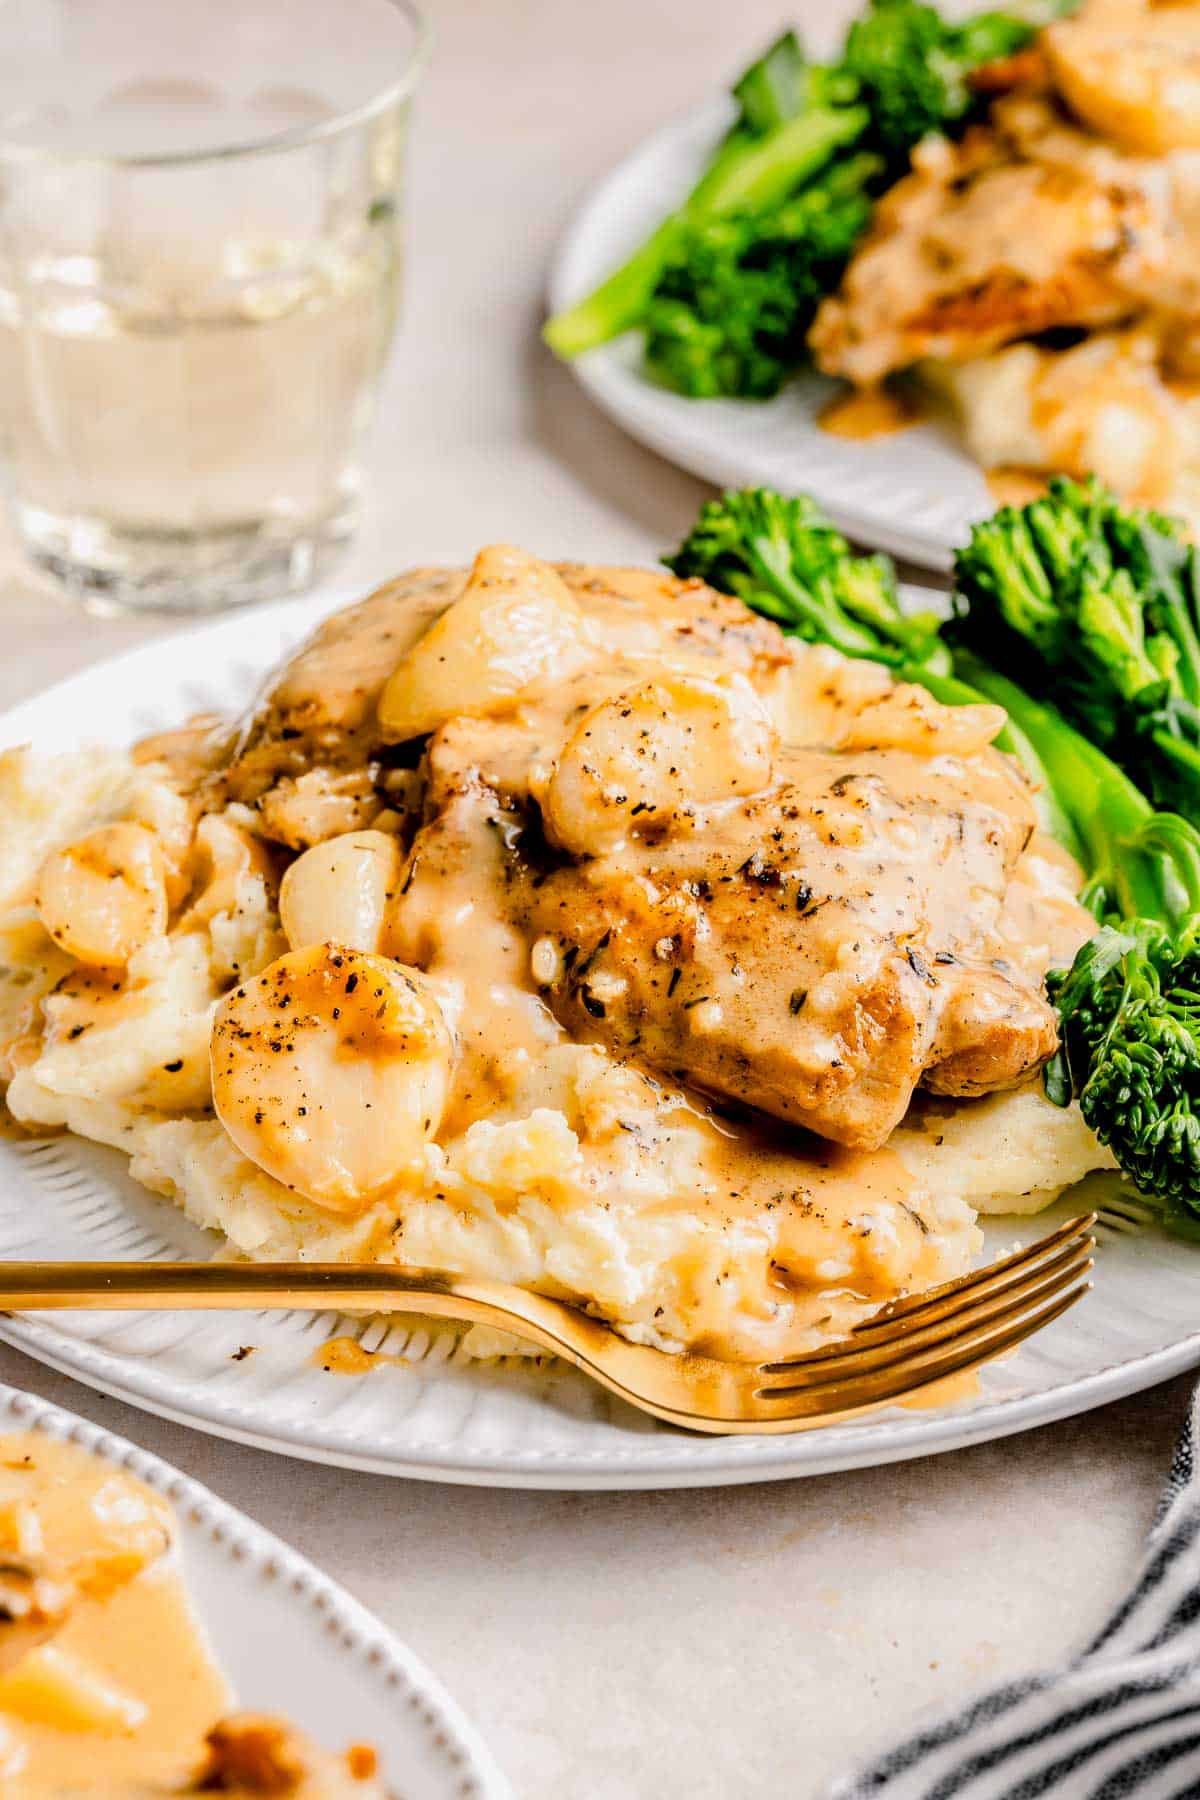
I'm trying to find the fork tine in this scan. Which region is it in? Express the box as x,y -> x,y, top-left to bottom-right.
751,1281 -> 1090,1417
757,1221 -> 1095,1378
753,1241 -> 1093,1391
854,1213 -> 1096,1335
759,1224 -> 1101,1375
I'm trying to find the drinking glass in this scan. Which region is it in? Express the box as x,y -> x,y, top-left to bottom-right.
0,0 -> 427,614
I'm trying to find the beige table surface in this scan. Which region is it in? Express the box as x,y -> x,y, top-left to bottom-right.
0,2 -> 1193,1794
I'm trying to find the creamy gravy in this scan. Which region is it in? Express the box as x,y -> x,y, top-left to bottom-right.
318,559 -> 1092,1355
818,385 -> 923,440
896,1365 -> 982,1411
986,467 -> 1049,511
313,1336 -> 410,1376
0,1434 -> 229,1793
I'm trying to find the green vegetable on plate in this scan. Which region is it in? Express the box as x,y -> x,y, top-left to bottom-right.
543,33 -> 867,361
545,1 -> 1063,393
643,153 -> 880,401
953,476 -> 1200,825
665,481 -> 1200,1225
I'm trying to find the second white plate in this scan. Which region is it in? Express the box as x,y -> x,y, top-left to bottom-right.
547,97 -> 995,571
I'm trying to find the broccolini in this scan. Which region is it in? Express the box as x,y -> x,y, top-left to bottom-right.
544,0 -> 1053,388
643,155 -> 880,400
953,477 -> 1200,821
666,483 -> 1200,1223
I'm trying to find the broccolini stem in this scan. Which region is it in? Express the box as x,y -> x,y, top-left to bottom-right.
690,104 -> 868,214
958,659 -> 1192,923
1145,537 -> 1200,709
1149,725 -> 1200,789
749,548 -> 898,662
544,219 -> 686,361
962,663 -> 1149,832
544,105 -> 867,358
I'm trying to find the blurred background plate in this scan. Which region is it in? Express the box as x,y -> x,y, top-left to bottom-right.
2,594 -> 1200,1490
0,1381 -> 508,1797
547,97 -> 995,573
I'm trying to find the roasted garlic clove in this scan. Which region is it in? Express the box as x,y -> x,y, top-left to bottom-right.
377,544 -> 593,741
543,674 -> 776,857
210,945 -> 453,1213
36,823 -> 168,967
180,812 -> 276,930
279,831 -> 402,956
833,685 -> 1007,756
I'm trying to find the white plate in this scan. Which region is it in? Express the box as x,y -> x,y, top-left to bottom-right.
2,593 -> 1199,1491
547,97 -> 996,572
0,1379 -> 508,1797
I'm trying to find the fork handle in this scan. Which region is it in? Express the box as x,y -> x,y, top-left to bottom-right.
0,1260 -> 474,1310
0,1260 -> 599,1367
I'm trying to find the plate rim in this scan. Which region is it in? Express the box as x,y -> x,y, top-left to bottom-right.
0,1378 -> 511,1794
3,589 -> 1199,1489
3,1307 -> 1200,1491
545,93 -> 983,572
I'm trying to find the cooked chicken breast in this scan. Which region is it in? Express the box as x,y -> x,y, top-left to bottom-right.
810,94 -> 1171,387
809,0 -> 1200,521
204,552 -> 1067,1154
350,556 -> 1060,1150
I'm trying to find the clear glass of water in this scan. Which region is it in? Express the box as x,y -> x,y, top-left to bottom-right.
0,0 -> 427,614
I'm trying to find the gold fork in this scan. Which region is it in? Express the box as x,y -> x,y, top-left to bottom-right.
0,1213 -> 1094,1435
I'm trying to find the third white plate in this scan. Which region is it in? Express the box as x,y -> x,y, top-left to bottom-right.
0,1381 -> 506,1796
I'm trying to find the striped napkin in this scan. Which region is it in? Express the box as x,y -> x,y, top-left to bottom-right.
828,1387 -> 1200,1799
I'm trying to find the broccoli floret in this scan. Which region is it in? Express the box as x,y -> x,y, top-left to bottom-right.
1047,912 -> 1200,1222
543,44 -> 869,361
953,477 -> 1200,818
842,0 -> 1036,168
664,485 -> 948,668
643,156 -> 879,399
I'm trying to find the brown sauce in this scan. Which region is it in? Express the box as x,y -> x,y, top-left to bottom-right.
819,385 -> 924,440
313,1335 -> 410,1376
896,1366 -> 982,1411
986,467 -> 1049,510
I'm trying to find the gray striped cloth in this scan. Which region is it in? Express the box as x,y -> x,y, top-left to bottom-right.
827,1388 -> 1200,1800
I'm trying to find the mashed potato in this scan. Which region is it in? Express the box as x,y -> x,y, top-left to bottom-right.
930,328 -> 1200,526
0,554 -> 1118,1365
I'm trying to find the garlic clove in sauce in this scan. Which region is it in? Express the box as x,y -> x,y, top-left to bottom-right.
542,673 -> 777,857
36,823 -> 168,968
377,543 -> 595,742
279,830 -> 403,957
210,944 -> 455,1214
